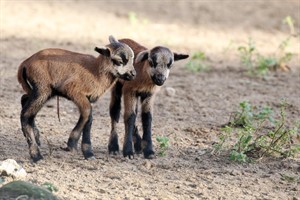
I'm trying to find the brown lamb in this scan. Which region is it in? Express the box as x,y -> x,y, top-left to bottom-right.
18,36 -> 136,162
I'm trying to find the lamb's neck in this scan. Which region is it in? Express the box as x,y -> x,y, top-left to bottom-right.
92,56 -> 115,89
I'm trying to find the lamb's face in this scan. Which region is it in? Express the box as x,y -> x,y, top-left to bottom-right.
135,45 -> 189,86
110,43 -> 136,81
94,36 -> 136,81
148,47 -> 173,86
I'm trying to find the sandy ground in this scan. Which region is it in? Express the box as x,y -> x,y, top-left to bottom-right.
0,0 -> 300,199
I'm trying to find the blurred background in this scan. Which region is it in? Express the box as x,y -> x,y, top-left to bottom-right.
1,0 -> 299,66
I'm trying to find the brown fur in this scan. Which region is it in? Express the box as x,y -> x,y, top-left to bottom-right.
108,39 -> 189,158
18,36 -> 136,162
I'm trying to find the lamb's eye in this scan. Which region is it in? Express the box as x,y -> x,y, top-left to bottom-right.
149,60 -> 155,68
149,60 -> 153,67
167,60 -> 172,68
112,59 -> 122,66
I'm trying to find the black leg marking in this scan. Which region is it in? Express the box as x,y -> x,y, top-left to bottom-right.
21,95 -> 41,146
133,126 -> 142,154
20,86 -> 48,162
21,94 -> 29,108
108,82 -> 123,154
123,113 -> 136,158
110,81 -> 123,123
81,110 -> 94,159
65,116 -> 84,151
142,112 -> 154,159
108,134 -> 119,154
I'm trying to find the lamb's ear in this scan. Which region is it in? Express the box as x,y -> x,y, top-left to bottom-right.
109,35 -> 119,44
135,50 -> 149,63
94,47 -> 111,57
174,53 -> 189,61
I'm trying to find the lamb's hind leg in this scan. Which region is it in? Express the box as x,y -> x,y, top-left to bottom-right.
21,94 -> 40,146
123,92 -> 138,159
108,82 -> 123,154
21,88 -> 50,162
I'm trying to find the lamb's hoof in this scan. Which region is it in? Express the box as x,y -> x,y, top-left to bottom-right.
123,142 -> 134,159
108,136 -> 119,155
123,151 -> 134,159
144,149 -> 155,159
85,156 -> 96,160
61,146 -> 76,152
83,151 -> 95,160
31,153 -> 43,163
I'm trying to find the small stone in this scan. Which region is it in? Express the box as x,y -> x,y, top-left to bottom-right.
230,170 -> 241,176
0,159 -> 27,179
99,189 -> 106,194
165,87 -> 176,96
143,160 -> 153,170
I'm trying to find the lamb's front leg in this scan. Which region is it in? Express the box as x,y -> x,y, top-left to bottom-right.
140,92 -> 155,159
108,82 -> 123,154
123,92 -> 138,159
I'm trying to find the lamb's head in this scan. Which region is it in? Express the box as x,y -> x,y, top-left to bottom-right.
95,36 -> 136,81
136,46 -> 189,86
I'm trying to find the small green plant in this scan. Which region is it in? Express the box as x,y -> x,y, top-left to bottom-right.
213,101 -> 299,163
238,37 -> 256,70
128,11 -> 149,26
283,16 -> 295,35
280,173 -> 299,183
237,16 -> 297,75
229,101 -> 273,128
256,102 -> 299,158
185,51 -> 209,72
229,126 -> 256,163
212,125 -> 232,155
42,182 -> 58,193
156,136 -> 169,156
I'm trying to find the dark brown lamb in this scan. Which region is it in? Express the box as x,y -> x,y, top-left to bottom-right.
108,38 -> 189,159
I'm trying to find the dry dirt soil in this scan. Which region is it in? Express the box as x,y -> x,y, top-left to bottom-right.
0,1 -> 300,199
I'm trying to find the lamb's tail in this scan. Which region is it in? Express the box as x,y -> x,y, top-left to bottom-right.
17,65 -> 33,94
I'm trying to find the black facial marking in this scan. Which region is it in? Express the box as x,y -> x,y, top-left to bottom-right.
167,58 -> 172,68
120,52 -> 128,65
112,59 -> 121,66
150,54 -> 157,68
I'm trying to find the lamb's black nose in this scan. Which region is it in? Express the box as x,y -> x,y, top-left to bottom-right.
152,74 -> 166,86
